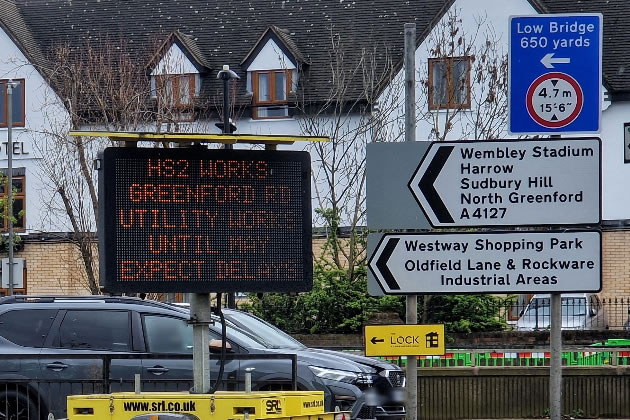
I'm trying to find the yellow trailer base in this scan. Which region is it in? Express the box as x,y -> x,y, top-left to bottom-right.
66,391 -> 350,420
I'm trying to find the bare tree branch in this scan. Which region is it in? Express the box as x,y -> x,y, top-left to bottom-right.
297,28 -> 401,280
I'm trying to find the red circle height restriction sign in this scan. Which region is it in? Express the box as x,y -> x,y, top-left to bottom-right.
526,72 -> 584,129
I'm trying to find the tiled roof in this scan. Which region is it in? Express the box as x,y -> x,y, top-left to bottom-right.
270,25 -> 307,65
173,31 -> 212,71
3,0 -> 630,108
530,0 -> 630,94
0,0 -> 49,79
0,0 -> 454,108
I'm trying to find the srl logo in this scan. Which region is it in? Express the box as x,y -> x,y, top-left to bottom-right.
265,399 -> 283,414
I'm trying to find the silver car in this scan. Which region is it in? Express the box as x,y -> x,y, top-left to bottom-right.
516,293 -> 608,331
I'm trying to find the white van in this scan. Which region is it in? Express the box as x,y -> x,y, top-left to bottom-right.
516,293 -> 608,331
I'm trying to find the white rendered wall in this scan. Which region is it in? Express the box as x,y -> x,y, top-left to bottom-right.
598,102 -> 630,220
151,43 -> 199,75
0,27 -> 68,233
378,0 -> 539,144
246,39 -> 297,71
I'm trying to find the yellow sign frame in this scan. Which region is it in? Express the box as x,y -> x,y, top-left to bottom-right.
69,131 -> 329,145
364,324 -> 445,357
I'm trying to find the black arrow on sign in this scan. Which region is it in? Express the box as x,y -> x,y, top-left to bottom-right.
419,145 -> 455,223
375,237 -> 401,290
371,337 -> 385,345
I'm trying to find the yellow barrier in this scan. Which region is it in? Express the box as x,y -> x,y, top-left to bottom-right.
67,391 -> 350,420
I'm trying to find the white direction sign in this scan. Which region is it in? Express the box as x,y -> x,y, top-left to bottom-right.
408,138 -> 600,227
368,231 -> 601,295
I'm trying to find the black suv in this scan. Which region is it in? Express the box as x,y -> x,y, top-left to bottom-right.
0,296 -> 405,420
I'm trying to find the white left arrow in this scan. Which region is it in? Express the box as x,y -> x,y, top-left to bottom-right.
541,53 -> 571,69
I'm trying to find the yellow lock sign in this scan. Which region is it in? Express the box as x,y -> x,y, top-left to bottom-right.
364,324 -> 445,357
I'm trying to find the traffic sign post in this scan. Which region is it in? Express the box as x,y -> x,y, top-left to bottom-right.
368,18 -> 605,420
408,138 -> 600,227
509,16 -> 603,419
509,14 -> 602,134
364,324 -> 445,357
368,231 -> 601,295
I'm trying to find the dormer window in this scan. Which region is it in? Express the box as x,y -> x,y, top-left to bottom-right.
242,26 -> 306,120
146,31 -> 211,122
252,70 -> 291,118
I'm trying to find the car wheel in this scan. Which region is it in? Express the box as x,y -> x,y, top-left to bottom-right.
0,389 -> 41,420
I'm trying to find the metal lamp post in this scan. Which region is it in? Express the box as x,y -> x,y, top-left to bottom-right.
190,65 -> 241,393
6,80 -> 18,296
216,65 -> 239,309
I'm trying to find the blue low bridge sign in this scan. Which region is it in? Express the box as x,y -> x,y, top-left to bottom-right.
509,14 -> 602,135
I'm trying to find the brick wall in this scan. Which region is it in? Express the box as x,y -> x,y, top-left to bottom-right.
312,237 -> 355,268
602,230 -> 630,296
5,240 -> 92,296
312,238 -> 328,262
600,229 -> 630,327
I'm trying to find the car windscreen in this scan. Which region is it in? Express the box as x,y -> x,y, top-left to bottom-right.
143,315 -> 269,352
224,311 -> 305,349
212,321 -> 268,349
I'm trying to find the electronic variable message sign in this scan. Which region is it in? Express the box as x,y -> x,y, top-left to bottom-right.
98,147 -> 312,293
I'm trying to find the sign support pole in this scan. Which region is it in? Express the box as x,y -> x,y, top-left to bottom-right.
191,293 -> 211,393
404,22 -> 418,420
218,65 -> 240,310
550,293 -> 562,420
6,81 -> 16,297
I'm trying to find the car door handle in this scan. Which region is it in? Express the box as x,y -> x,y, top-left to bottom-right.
147,366 -> 170,375
46,362 -> 69,371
